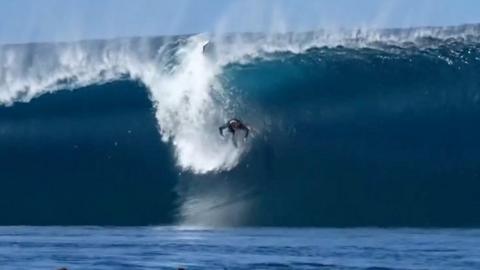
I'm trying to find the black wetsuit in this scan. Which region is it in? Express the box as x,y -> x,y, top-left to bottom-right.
219,119 -> 250,147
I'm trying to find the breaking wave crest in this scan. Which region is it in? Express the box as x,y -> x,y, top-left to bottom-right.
2,24 -> 480,173
1,35 -> 242,173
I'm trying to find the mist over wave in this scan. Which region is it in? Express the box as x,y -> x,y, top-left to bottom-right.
1,24 -> 480,226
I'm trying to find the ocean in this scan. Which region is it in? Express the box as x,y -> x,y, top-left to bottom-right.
2,227 -> 479,270
1,24 -> 480,269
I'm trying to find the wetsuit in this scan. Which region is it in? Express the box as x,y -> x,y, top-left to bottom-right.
219,119 -> 250,147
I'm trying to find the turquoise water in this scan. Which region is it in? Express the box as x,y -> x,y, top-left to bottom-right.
1,227 -> 479,269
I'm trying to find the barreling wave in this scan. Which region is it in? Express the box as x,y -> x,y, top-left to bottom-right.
1,34 -> 242,173
1,24 -> 480,226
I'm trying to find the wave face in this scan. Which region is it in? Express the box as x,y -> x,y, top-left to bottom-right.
1,24 -> 480,226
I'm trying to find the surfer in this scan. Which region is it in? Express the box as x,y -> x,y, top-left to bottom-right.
219,118 -> 250,147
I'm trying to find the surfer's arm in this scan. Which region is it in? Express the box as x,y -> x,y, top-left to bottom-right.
219,125 -> 227,136
242,125 -> 250,139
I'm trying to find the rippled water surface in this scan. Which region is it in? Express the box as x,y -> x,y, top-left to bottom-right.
0,227 -> 479,269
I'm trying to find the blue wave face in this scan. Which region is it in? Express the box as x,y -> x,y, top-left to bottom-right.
1,25 -> 480,226
0,81 -> 179,225
206,43 -> 480,226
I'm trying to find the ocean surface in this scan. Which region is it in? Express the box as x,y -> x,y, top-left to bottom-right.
1,227 -> 479,270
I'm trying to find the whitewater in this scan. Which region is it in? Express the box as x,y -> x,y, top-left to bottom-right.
2,24 -> 480,174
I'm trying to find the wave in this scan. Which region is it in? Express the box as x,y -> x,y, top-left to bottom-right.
1,35 -> 241,173
1,24 -> 480,226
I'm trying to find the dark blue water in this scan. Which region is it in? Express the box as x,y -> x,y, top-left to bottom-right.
1,227 -> 479,270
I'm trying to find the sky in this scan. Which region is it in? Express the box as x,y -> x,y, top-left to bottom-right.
0,0 -> 480,44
